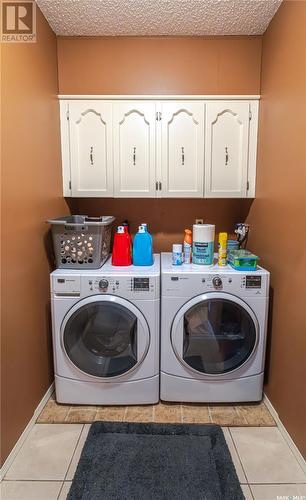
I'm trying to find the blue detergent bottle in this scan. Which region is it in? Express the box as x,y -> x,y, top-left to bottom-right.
141,222 -> 153,246
133,225 -> 153,266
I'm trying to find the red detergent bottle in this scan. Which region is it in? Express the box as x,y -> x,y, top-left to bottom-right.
112,226 -> 132,266
122,223 -> 132,255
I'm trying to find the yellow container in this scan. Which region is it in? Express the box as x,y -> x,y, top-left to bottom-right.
218,232 -> 228,267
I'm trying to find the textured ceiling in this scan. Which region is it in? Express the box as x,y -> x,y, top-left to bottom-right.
37,0 -> 282,36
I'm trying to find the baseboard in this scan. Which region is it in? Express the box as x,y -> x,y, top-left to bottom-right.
0,382 -> 54,480
263,393 -> 306,474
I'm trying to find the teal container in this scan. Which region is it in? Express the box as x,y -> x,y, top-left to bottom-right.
228,249 -> 259,271
192,224 -> 215,265
133,226 -> 153,266
192,241 -> 214,265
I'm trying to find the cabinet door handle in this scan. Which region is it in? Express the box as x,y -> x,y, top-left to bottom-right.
225,147 -> 229,166
156,181 -> 158,191
133,147 -> 136,165
159,181 -> 162,190
90,146 -> 94,166
181,147 -> 185,165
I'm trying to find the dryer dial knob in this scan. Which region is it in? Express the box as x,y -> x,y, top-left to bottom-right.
213,276 -> 222,288
99,279 -> 109,290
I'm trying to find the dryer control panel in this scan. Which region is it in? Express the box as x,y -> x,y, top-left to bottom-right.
52,274 -> 159,299
162,272 -> 269,298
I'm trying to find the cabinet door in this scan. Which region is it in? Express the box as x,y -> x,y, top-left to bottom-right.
205,102 -> 250,198
160,102 -> 204,198
113,102 -> 156,197
69,101 -> 113,197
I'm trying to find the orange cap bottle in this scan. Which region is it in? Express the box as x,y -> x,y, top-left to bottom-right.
183,229 -> 192,264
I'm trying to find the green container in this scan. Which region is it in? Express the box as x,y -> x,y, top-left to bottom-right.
228,249 -> 259,271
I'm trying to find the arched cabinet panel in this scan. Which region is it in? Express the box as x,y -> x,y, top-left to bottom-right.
113,102 -> 156,197
161,102 -> 204,198
69,101 -> 113,197
205,102 -> 250,198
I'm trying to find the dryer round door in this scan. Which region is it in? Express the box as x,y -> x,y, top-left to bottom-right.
61,295 -> 150,379
171,293 -> 259,376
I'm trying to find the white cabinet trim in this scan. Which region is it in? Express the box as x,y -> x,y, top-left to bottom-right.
60,101 -> 72,197
59,94 -> 260,100
246,100 -> 259,198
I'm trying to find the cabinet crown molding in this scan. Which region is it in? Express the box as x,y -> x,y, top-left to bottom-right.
58,94 -> 260,101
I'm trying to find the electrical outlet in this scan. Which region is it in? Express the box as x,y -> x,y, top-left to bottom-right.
195,219 -> 204,224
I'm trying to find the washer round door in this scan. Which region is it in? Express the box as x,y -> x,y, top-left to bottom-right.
61,295 -> 150,378
171,293 -> 258,376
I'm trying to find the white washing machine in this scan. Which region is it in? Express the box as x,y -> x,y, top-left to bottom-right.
161,253 -> 270,402
51,255 -> 160,405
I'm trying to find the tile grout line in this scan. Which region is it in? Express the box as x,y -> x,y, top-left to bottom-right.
63,423 -> 85,482
243,484 -> 255,500
207,406 -> 213,423
64,407 -> 72,423
57,481 -> 66,500
93,406 -> 99,422
228,427 -> 249,486
123,407 -> 128,422
234,406 -> 249,425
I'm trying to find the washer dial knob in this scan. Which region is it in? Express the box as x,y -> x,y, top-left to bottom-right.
212,276 -> 222,288
99,279 -> 109,290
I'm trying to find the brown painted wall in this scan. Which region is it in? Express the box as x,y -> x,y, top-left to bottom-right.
57,36 -> 262,95
76,198 -> 252,252
1,8 -> 68,464
246,1 -> 306,457
58,35 -> 262,248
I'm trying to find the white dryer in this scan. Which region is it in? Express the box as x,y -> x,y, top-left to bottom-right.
51,256 -> 160,405
161,253 -> 270,402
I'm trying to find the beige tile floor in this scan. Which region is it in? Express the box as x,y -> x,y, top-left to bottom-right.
37,393 -> 276,426
1,423 -> 305,500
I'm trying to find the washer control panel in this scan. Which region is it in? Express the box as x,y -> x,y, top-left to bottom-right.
81,275 -> 159,299
165,272 -> 268,297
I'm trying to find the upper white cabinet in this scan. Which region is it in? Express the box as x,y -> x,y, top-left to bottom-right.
64,101 -> 113,197
205,101 -> 251,198
160,102 -> 204,198
60,97 -> 259,198
113,102 -> 156,197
